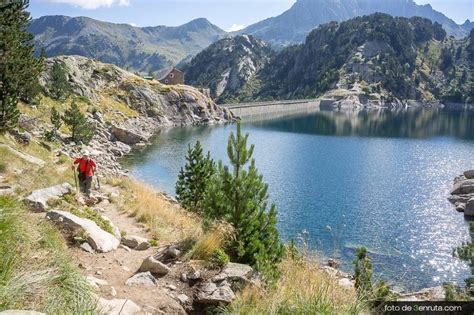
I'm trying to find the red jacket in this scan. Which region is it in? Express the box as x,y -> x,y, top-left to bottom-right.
74,158 -> 96,177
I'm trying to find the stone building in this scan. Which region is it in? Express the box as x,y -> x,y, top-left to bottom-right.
157,67 -> 184,85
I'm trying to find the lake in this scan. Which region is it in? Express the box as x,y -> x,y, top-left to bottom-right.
124,108 -> 474,291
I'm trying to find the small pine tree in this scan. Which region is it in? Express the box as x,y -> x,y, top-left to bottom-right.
176,141 -> 215,213
0,0 -> 43,131
203,123 -> 284,280
62,101 -> 94,144
49,61 -> 70,100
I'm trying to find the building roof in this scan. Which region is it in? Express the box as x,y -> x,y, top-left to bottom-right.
156,67 -> 183,80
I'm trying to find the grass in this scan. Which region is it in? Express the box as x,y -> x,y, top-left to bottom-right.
0,195 -> 97,313
226,253 -> 366,315
115,178 -> 202,244
70,206 -> 115,236
188,221 -> 233,262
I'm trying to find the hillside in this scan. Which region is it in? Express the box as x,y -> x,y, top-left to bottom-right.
240,0 -> 474,47
29,15 -> 226,74
182,35 -> 274,103
233,14 -> 473,107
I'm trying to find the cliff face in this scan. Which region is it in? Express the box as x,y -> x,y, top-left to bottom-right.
40,55 -> 233,126
183,35 -> 273,103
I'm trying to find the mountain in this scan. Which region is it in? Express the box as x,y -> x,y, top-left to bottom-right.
240,0 -> 474,47
233,14 -> 473,106
182,35 -> 274,103
29,15 -> 226,74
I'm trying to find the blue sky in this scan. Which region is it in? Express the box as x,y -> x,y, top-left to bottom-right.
28,0 -> 474,31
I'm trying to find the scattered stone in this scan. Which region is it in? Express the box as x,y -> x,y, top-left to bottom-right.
125,272 -> 157,287
121,235 -> 150,250
180,273 -> 188,282
98,298 -> 141,315
96,271 -> 103,275
176,294 -> 189,305
25,183 -> 72,211
188,270 -> 201,280
166,246 -> 182,258
212,263 -> 257,290
80,242 -> 95,253
0,185 -> 14,196
465,198 -> 474,217
119,244 -> 132,252
139,256 -> 170,275
46,210 -> 120,252
328,258 -> 339,268
167,284 -> 177,291
464,170 -> 474,179
110,286 -> 117,297
86,275 -> 108,287
196,281 -> 235,304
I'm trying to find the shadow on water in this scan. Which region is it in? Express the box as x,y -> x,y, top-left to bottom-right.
249,109 -> 474,140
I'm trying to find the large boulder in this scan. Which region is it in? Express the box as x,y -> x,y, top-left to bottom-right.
212,263 -> 258,290
98,298 -> 141,315
195,281 -> 235,304
465,198 -> 474,217
450,179 -> 474,195
464,170 -> 474,179
46,210 -> 119,252
125,271 -> 157,287
24,183 -> 72,211
110,125 -> 146,145
139,256 -> 170,275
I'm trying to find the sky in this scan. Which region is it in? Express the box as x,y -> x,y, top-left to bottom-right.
28,0 -> 474,31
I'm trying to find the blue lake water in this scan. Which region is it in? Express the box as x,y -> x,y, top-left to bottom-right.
124,109 -> 474,291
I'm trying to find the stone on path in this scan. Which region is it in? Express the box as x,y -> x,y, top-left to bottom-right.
121,235 -> 150,250
86,275 -> 108,287
139,256 -> 170,275
125,272 -> 157,287
195,281 -> 235,304
25,183 -> 72,212
46,210 -> 119,252
98,298 -> 141,315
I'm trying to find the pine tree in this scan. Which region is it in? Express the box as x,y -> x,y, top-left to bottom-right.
203,123 -> 283,280
63,101 -> 94,144
175,141 -> 215,214
0,0 -> 43,131
49,61 -> 70,100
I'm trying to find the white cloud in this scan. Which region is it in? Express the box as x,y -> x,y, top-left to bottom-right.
227,23 -> 245,32
44,0 -> 130,10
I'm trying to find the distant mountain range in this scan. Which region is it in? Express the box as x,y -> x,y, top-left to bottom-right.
192,14 -> 473,105
29,15 -> 226,74
183,35 -> 273,103
239,0 -> 474,47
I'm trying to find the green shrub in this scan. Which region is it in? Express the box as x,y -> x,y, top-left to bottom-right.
0,161 -> 6,173
69,207 -> 115,236
209,248 -> 229,268
149,239 -> 158,247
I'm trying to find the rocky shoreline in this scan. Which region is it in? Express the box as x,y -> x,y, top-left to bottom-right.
448,170 -> 474,215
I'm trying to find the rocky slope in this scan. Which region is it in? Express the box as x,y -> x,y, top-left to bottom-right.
235,14 -> 473,108
36,55 -> 233,175
182,35 -> 274,103
29,16 -> 226,74
239,0 -> 474,47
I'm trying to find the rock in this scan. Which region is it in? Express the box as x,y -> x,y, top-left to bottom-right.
328,258 -> 339,268
196,281 -> 235,304
450,179 -> 474,195
180,273 -> 188,282
110,286 -> 117,297
0,311 -> 45,315
119,244 -> 132,252
25,183 -> 72,211
0,185 -> 14,196
0,144 -> 45,166
166,246 -> 181,258
46,210 -> 119,252
176,294 -> 189,305
125,272 -> 157,287
465,198 -> 474,216
98,298 -> 141,315
139,256 -> 170,275
212,263 -> 257,290
86,275 -> 108,287
338,277 -> 354,289
167,284 -> 177,291
111,125 -> 146,145
397,285 -> 445,301
455,203 -> 466,212
464,170 -> 474,179
121,235 -> 150,250
188,270 -> 201,280
101,215 -> 121,239
80,242 -> 95,253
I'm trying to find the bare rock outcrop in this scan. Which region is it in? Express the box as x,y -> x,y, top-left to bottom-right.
24,183 -> 72,212
448,171 -> 474,216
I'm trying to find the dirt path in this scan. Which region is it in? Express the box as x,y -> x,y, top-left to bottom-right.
71,185 -> 186,314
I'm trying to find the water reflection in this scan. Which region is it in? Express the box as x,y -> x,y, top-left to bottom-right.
251,109 -> 474,140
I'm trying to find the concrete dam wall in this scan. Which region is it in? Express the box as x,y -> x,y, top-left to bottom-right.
221,99 -> 320,121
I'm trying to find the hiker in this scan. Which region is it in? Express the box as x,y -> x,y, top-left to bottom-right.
72,151 -> 97,197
